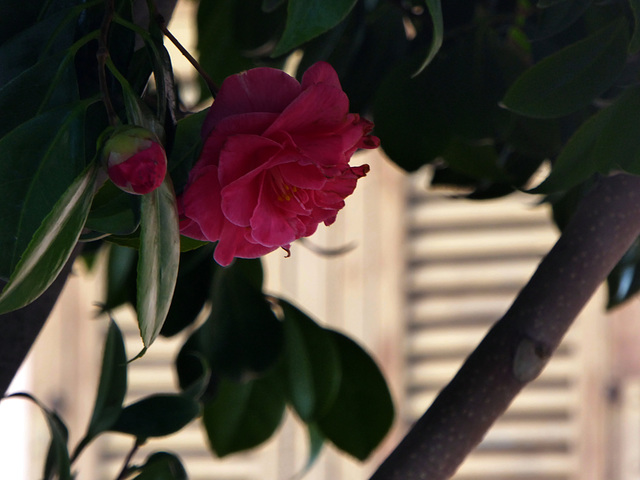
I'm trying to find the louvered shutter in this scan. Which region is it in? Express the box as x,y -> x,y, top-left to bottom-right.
405,171 -> 608,480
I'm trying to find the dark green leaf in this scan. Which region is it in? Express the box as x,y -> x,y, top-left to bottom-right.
0,2 -> 45,46
373,53 -> 450,171
533,0 -> 592,39
263,0 -> 286,12
0,52 -> 67,138
131,452 -> 188,480
169,109 -> 207,194
630,0 -> 640,53
85,181 -> 141,236
136,178 -> 180,351
375,29 -> 521,172
43,410 -> 69,480
8,393 -> 71,480
272,0 -> 358,57
502,20 -> 628,118
178,259 -> 282,380
535,85 -> 640,193
0,102 -> 90,281
441,142 -> 509,183
104,244 -> 138,310
176,352 -> 211,400
196,0 -> 285,90
0,6 -> 79,87
413,0 -> 443,76
72,318 -> 127,460
111,394 -> 199,439
0,162 -> 98,314
316,331 -> 394,460
295,422 -> 324,478
202,374 -> 286,457
280,300 -> 341,421
537,0 -> 571,7
178,236 -> 209,252
161,244 -> 216,337
297,1 -> 409,114
176,345 -> 217,401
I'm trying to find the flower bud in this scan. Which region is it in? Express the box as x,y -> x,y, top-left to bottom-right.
102,126 -> 167,195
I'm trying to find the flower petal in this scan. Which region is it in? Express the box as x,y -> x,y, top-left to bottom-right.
278,162 -> 327,190
193,112 -> 279,178
214,222 -> 276,266
249,178 -> 305,247
264,83 -> 350,137
220,172 -> 263,226
218,134 -> 283,186
202,68 -> 301,138
301,61 -> 342,90
180,165 -> 225,242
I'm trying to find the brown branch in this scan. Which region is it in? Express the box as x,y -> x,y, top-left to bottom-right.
371,173 -> 640,480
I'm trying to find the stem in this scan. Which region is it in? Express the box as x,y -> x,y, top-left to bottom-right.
370,173 -> 640,480
98,0 -> 120,126
155,14 -> 219,97
115,439 -> 142,480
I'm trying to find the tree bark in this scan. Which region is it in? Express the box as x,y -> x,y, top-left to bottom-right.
371,173 -> 640,480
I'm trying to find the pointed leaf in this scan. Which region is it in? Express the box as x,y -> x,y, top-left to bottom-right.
280,300 -> 341,421
110,394 -> 199,439
178,259 -> 282,380
630,0 -> 640,54
131,452 -> 187,480
290,423 -> 324,480
8,393 -> 71,480
86,317 -> 128,434
43,410 -> 69,480
0,51 -> 71,138
535,85 -> 640,193
161,244 -> 216,337
537,0 -> 571,7
202,374 -> 286,457
136,178 -> 180,350
316,331 -> 394,461
413,0 -> 443,76
502,19 -> 628,118
85,181 -> 141,236
272,0 -> 357,57
72,318 -> 127,460
168,109 -> 207,192
177,352 -> 212,400
0,103 -> 90,281
0,162 -> 98,314
533,0 -> 592,39
103,244 -> 138,311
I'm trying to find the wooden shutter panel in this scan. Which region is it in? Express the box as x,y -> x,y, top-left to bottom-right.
404,172 -> 605,480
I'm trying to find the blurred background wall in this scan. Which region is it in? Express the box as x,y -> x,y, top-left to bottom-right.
4,2 -> 640,479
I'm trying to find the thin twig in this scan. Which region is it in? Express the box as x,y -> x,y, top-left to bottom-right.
115,439 -> 141,480
155,14 -> 218,97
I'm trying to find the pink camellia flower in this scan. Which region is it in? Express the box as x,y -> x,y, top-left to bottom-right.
178,61 -> 379,266
102,126 -> 167,195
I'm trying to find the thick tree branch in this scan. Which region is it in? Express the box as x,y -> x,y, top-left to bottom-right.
371,173 -> 640,480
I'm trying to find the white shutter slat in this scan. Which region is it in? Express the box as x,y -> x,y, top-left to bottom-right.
404,175 -> 590,480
